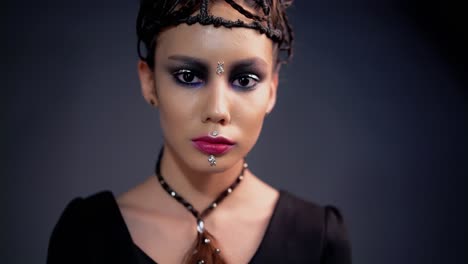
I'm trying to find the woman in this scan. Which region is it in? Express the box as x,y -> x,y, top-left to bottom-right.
47,0 -> 351,263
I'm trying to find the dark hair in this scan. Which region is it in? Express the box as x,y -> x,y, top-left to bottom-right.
136,0 -> 294,69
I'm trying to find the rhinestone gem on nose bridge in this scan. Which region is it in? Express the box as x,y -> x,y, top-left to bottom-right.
216,61 -> 224,75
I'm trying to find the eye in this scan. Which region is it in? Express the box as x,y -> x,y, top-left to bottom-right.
232,74 -> 260,90
173,69 -> 204,87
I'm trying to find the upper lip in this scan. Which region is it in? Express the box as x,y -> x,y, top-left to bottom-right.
192,136 -> 235,145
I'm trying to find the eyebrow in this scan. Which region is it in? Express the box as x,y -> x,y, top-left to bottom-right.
168,55 -> 209,73
168,55 -> 269,72
230,58 -> 268,70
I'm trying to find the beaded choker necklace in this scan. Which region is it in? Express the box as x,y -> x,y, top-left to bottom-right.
154,150 -> 248,263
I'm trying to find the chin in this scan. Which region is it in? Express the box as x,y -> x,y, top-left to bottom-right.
191,152 -> 242,173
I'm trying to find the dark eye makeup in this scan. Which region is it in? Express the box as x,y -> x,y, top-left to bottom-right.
230,73 -> 261,91
172,69 -> 205,87
165,57 -> 268,91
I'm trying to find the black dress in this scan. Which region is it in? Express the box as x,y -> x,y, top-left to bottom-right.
47,190 -> 351,263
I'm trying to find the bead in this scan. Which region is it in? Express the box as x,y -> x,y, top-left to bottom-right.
197,219 -> 205,234
170,191 -> 176,197
215,248 -> 221,254
227,188 -> 232,193
212,203 -> 217,208
198,260 -> 205,264
204,238 -> 211,244
239,175 -> 244,180
243,162 -> 248,168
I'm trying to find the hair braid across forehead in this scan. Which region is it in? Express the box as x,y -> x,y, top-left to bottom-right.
136,0 -> 294,68
224,0 -> 267,21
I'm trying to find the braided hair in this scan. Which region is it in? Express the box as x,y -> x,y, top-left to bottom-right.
137,0 -> 294,68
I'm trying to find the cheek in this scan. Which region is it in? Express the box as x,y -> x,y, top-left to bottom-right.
235,89 -> 270,142
156,79 -> 198,135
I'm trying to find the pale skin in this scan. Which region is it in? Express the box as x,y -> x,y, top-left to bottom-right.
118,2 -> 280,263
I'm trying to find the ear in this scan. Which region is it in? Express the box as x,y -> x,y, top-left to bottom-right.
266,70 -> 279,114
137,60 -> 158,107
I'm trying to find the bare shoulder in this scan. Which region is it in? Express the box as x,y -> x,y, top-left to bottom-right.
240,170 -> 280,217
250,171 -> 279,198
116,176 -> 162,219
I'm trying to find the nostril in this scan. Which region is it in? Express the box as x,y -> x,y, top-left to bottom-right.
204,117 -> 226,125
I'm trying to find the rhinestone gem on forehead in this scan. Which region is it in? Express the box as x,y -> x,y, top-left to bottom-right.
216,61 -> 224,75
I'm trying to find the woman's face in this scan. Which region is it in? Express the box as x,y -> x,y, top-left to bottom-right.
139,3 -> 278,173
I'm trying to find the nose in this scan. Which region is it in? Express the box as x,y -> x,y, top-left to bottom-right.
201,82 -> 231,125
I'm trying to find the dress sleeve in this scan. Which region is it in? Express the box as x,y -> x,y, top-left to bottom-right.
47,198 -> 87,264
320,205 -> 352,264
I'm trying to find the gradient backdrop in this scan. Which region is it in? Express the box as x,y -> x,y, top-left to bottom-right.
3,0 -> 468,263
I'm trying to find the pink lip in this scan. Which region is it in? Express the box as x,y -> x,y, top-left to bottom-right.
192,136 -> 235,155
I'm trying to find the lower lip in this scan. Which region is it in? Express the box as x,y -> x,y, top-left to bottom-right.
192,141 -> 234,155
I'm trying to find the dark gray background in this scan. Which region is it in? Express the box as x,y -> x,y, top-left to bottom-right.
3,0 -> 467,263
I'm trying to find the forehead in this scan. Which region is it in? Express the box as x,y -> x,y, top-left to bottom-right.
154,2 -> 274,65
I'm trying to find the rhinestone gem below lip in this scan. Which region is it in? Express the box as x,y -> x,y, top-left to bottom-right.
208,155 -> 216,166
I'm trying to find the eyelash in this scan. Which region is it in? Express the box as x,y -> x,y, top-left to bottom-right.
231,74 -> 260,90
172,69 -> 204,88
172,69 -> 261,91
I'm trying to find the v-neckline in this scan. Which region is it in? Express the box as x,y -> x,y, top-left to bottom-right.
111,190 -> 285,264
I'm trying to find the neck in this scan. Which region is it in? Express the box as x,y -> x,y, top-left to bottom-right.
158,145 -> 245,210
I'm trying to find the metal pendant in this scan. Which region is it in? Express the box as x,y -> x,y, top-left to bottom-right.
197,219 -> 205,233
